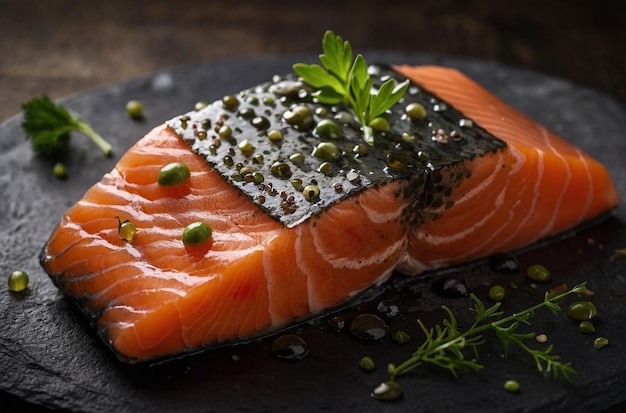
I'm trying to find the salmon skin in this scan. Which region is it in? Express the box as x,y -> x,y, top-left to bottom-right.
40,65 -> 619,363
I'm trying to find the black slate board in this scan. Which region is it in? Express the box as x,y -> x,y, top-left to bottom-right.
1,53 -> 626,413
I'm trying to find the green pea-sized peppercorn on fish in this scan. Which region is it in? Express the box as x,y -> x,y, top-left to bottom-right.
40,64 -> 618,363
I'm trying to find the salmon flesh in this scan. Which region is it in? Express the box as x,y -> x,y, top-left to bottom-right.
40,65 -> 619,362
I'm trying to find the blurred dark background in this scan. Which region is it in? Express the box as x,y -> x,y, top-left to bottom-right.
1,0 -> 624,122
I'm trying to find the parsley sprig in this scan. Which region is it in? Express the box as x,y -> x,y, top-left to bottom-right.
293,31 -> 409,145
379,283 -> 586,398
21,95 -> 112,157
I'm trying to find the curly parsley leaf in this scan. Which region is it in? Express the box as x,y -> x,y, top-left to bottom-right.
21,95 -> 112,158
294,30 -> 409,145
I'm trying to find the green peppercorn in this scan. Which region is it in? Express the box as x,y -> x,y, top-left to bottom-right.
358,356 -> 375,371
302,185 -> 320,201
371,380 -> 403,401
289,153 -> 305,164
231,172 -> 243,182
315,107 -> 328,117
269,161 -> 292,179
182,222 -> 212,246
401,132 -> 416,143
194,101 -> 208,111
53,162 -> 67,179
391,330 -> 411,345
238,139 -> 255,156
283,105 -> 313,130
578,320 -> 596,334
291,178 -> 304,191
334,111 -> 355,125
223,155 -> 234,167
267,129 -> 283,142
253,153 -> 264,164
567,301 -> 597,321
504,379 -> 520,392
314,119 -> 343,139
317,162 -> 333,175
238,107 -> 255,120
594,337 -> 609,350
157,162 -> 190,187
353,143 -> 368,156
312,142 -> 340,161
218,125 -> 233,139
251,116 -> 270,130
405,102 -> 427,120
116,217 -> 137,243
222,95 -> 239,110
526,264 -> 551,282
252,172 -> 264,184
488,285 -> 506,301
126,100 -> 143,118
7,270 -> 29,292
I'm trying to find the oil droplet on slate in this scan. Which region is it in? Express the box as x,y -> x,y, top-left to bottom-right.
328,315 -> 346,331
377,300 -> 400,319
488,252 -> 520,274
350,314 -> 389,341
271,334 -> 309,361
432,277 -> 468,298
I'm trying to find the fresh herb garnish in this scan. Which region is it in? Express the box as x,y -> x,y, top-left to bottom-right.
293,30 -> 409,145
21,95 -> 112,157
374,283 -> 586,400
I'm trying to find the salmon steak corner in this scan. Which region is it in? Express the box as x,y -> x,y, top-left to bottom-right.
40,65 -> 619,362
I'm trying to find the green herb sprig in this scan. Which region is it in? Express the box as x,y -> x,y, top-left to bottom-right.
294,30 -> 409,145
377,283 -> 586,399
21,95 -> 113,157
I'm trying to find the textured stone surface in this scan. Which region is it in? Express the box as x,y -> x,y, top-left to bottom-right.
1,55 -> 625,412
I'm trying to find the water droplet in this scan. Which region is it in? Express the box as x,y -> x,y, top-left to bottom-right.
459,118 -> 473,128
433,102 -> 447,112
328,315 -> 346,331
271,334 -> 309,361
352,145 -> 368,158
386,153 -> 407,169
488,252 -> 520,273
432,277 -> 468,298
350,314 -> 389,341
377,300 -> 400,318
346,171 -> 361,184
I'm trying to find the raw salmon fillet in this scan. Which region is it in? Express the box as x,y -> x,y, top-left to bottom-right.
40,65 -> 619,362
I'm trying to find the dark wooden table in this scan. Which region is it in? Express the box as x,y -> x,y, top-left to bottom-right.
1,0 -> 624,123
1,1 -> 625,411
